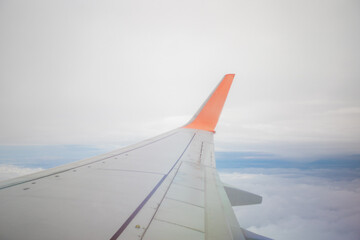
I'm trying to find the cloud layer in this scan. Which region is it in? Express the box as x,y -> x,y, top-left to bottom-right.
1,159 -> 359,240
220,168 -> 360,240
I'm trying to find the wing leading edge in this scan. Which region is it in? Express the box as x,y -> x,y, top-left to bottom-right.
0,74 -> 271,240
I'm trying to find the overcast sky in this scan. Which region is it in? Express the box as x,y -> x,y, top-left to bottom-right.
0,0 -> 359,160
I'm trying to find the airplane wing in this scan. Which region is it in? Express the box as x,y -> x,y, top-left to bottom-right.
0,74 -> 271,240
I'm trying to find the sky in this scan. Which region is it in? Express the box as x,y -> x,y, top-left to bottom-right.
0,0 -> 359,160
1,0 -> 360,239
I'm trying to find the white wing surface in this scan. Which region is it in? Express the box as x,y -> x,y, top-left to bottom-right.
0,74 -> 270,240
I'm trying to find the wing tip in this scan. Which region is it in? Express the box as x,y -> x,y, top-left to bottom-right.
225,73 -> 235,78
183,74 -> 235,132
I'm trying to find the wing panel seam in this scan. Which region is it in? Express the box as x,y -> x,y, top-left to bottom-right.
152,218 -> 205,233
109,133 -> 196,240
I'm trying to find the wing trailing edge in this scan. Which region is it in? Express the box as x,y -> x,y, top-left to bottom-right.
223,183 -> 262,206
241,228 -> 273,240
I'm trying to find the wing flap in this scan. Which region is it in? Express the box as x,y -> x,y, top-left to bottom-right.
242,228 -> 273,240
224,184 -> 262,206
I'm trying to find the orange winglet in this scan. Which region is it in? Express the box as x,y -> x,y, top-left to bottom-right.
183,74 -> 234,132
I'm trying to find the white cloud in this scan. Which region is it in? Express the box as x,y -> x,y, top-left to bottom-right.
0,165 -> 43,182
219,169 -> 360,240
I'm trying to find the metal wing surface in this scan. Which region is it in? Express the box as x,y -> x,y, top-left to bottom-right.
0,74 -> 270,240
